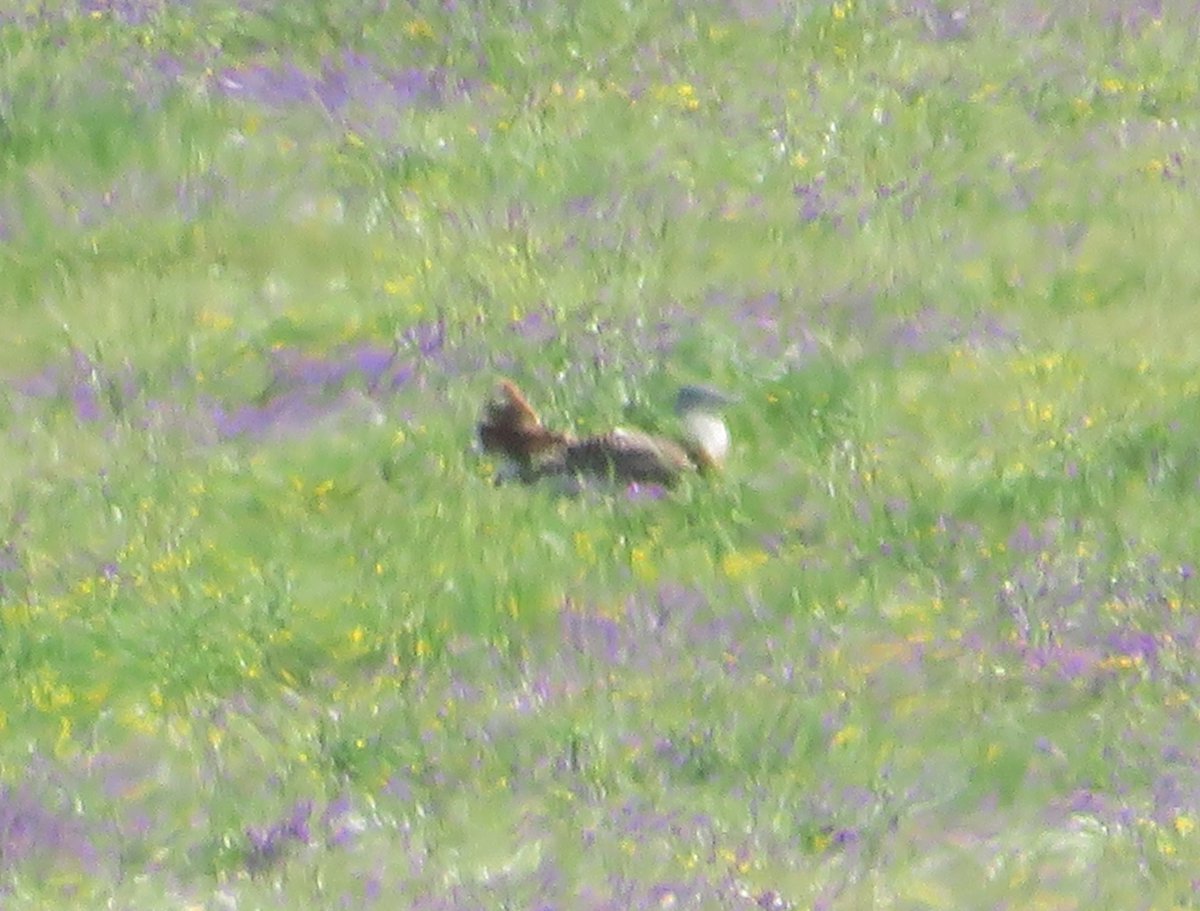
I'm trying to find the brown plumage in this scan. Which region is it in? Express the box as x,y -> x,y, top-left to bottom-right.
561,427 -> 694,485
477,380 -> 571,481
477,380 -> 724,487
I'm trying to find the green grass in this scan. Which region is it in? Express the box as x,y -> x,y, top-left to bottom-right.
2,1 -> 1200,907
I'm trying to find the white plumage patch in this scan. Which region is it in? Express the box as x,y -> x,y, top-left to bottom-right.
680,411 -> 730,465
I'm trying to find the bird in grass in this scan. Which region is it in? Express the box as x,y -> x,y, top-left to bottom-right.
477,380 -> 735,487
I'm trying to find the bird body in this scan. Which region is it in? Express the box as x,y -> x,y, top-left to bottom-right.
477,380 -> 733,488
563,426 -> 695,485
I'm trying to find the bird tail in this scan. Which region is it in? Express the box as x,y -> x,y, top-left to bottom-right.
477,380 -> 571,471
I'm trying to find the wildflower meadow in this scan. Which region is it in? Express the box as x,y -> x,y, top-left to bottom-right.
2,1 -> 1200,907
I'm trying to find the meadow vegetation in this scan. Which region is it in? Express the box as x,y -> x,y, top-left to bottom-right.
2,0 -> 1199,907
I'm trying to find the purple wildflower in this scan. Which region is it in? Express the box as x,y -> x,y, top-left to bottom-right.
245,800 -> 312,872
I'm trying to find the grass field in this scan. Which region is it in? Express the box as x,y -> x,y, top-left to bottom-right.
3,0 -> 1200,907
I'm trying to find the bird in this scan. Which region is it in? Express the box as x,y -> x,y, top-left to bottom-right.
476,379 -> 572,484
477,380 -> 735,487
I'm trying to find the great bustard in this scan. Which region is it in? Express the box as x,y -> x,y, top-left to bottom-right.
477,380 -> 735,487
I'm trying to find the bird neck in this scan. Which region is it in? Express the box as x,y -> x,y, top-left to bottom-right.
679,410 -> 729,470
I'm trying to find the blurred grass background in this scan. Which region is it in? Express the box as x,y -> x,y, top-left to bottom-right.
2,1 -> 1200,907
